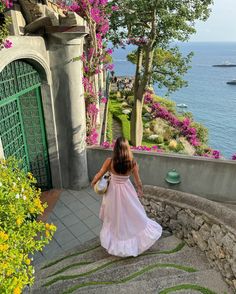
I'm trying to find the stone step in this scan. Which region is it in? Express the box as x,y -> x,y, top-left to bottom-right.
37,247 -> 211,293
33,269 -> 232,294
31,234 -> 232,294
33,238 -> 212,293
35,234 -> 180,280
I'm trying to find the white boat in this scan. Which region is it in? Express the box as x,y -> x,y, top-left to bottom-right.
227,79 -> 236,85
177,103 -> 188,108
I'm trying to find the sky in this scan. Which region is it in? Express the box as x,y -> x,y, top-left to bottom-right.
190,0 -> 236,42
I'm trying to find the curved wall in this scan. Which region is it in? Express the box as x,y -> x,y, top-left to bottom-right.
142,185 -> 236,290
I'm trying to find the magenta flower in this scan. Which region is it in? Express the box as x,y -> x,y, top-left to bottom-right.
69,2 -> 80,12
111,5 -> 119,11
212,150 -> 220,159
91,8 -> 101,23
87,129 -> 98,145
105,63 -> 114,71
101,97 -> 107,104
3,0 -> 13,8
101,141 -> 110,148
3,39 -> 12,49
106,48 -> 113,55
232,154 -> 236,160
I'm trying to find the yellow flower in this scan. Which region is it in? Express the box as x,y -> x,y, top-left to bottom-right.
45,230 -> 50,238
0,231 -> 8,241
16,218 -> 23,226
13,287 -> 21,294
1,262 -> 8,270
25,258 -> 31,265
0,244 -> 9,251
29,207 -> 35,214
6,269 -> 13,276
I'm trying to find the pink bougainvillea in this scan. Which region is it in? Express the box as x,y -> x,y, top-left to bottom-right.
100,97 -> 108,103
3,39 -> 12,49
58,0 -> 114,145
144,90 -> 200,147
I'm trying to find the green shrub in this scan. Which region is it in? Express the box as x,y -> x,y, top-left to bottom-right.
155,135 -> 164,144
153,95 -> 176,113
0,158 -> 56,293
191,121 -> 208,144
127,95 -> 134,106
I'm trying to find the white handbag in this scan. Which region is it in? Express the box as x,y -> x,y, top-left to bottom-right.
94,172 -> 111,195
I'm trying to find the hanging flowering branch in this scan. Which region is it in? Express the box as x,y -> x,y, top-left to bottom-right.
65,0 -> 114,145
0,0 -> 13,50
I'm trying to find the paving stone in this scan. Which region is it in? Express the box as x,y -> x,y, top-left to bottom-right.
91,224 -> 102,236
41,240 -> 65,260
61,238 -> 81,252
82,215 -> 101,229
59,192 -> 78,206
53,229 -> 77,246
68,221 -> 90,237
77,230 -> 96,243
53,203 -> 72,218
68,200 -> 86,213
49,216 -> 66,232
61,213 -> 81,227
88,202 -> 101,216
78,195 -> 98,208
77,207 -> 94,220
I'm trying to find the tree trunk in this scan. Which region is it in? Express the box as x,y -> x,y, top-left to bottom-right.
130,46 -> 143,146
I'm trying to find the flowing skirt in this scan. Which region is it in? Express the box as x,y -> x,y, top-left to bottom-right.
99,174 -> 162,257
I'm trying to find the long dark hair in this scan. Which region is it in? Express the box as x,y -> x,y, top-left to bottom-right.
112,137 -> 134,174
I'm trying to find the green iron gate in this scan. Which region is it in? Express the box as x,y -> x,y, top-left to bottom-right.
0,60 -> 52,190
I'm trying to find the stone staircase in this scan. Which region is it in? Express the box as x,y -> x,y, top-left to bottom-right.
31,234 -> 233,294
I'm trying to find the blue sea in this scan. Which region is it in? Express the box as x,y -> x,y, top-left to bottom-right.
112,42 -> 236,159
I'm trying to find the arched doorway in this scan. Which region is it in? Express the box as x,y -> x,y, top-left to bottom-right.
0,60 -> 52,190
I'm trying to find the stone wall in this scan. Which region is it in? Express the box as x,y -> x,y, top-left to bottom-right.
141,186 -> 236,290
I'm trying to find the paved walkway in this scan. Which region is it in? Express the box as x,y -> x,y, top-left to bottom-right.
33,188 -> 102,265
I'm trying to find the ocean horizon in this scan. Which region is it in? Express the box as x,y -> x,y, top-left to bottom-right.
112,42 -> 236,159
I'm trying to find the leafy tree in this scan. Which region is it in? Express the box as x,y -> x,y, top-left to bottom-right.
109,0 -> 213,146
127,47 -> 193,94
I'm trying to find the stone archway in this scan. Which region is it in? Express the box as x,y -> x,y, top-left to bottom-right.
0,59 -> 52,190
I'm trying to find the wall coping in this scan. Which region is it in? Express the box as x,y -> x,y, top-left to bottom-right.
143,185 -> 236,235
87,146 -> 236,165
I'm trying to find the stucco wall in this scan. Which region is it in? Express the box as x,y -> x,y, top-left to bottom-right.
0,36 -> 62,188
87,147 -> 236,202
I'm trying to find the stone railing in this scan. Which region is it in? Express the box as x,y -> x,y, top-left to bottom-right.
141,185 -> 236,290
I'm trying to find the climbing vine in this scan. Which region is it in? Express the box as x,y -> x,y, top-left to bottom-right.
0,0 -> 13,49
59,0 -> 114,145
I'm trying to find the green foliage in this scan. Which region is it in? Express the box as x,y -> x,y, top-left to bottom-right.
153,95 -> 176,113
0,5 -> 12,49
127,47 -> 193,94
0,158 -> 56,293
191,121 -> 208,144
159,283 -> 217,294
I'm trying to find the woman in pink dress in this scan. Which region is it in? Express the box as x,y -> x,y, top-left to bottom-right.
91,137 -> 162,257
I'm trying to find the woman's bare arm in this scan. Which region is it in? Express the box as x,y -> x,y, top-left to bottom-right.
91,158 -> 111,187
132,162 -> 143,197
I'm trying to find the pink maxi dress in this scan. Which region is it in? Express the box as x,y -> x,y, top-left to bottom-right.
99,173 -> 162,257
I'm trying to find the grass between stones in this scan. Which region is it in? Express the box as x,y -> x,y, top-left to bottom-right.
46,242 -> 185,279
159,283 -> 218,294
61,263 -> 198,294
47,262 -> 92,278
41,244 -> 101,270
